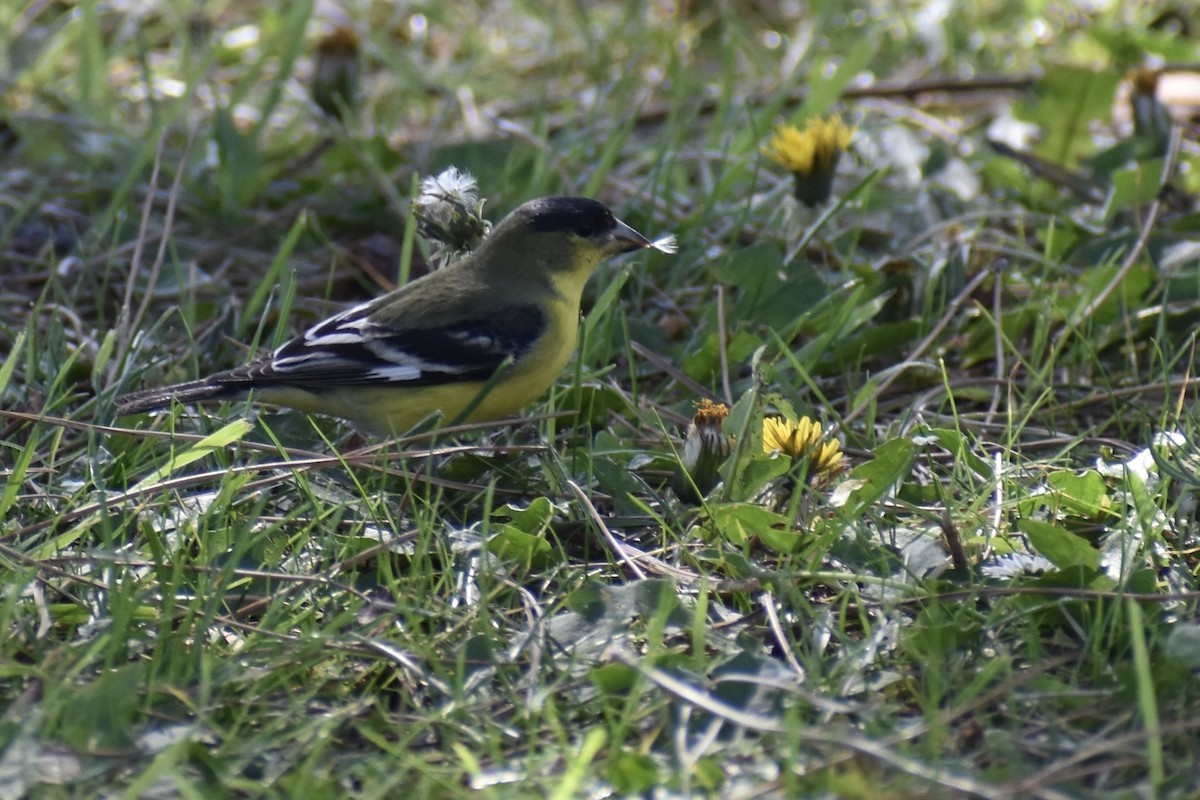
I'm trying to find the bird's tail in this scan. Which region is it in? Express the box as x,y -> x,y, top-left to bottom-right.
114,379 -> 246,416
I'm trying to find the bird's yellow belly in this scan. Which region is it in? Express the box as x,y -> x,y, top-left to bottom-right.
256,323 -> 578,435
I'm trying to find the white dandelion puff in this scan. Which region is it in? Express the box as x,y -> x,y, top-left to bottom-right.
650,234 -> 678,254
412,167 -> 491,266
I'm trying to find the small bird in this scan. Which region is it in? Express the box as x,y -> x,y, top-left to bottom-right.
116,197 -> 654,434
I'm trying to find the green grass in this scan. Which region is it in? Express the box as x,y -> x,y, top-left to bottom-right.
3,1 -> 1200,797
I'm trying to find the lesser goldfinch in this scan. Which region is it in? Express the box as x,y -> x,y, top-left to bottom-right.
115,196 -> 654,434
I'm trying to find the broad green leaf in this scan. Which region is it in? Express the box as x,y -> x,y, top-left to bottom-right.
589,663 -> 639,695
830,319 -> 924,364
492,497 -> 555,533
924,428 -> 995,479
705,502 -> 791,547
681,329 -> 762,384
488,526 -> 554,569
1021,68 -> 1121,165
606,750 -> 659,796
556,384 -> 632,429
57,662 -> 144,751
907,602 -> 981,658
489,497 -> 556,567
1017,469 -> 1115,521
711,242 -> 827,332
1019,519 -> 1101,571
757,517 -> 806,554
836,437 -> 915,517
726,453 -> 790,503
1103,158 -> 1168,222
1045,469 -> 1114,518
592,457 -> 657,516
550,580 -> 688,663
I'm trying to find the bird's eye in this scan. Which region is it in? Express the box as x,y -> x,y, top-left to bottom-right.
574,224 -> 595,238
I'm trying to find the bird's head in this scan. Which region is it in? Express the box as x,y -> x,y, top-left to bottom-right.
477,197 -> 652,284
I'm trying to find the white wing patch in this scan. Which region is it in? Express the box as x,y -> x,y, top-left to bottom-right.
272,351 -> 342,370
364,364 -> 424,382
264,299 -> 511,385
304,331 -> 368,346
299,302 -> 377,347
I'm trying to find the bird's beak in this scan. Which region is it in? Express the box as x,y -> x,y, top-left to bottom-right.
609,218 -> 654,254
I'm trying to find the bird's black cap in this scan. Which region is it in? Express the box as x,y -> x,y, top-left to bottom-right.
524,197 -> 616,234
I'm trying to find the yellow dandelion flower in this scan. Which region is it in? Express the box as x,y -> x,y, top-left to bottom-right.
673,399 -> 733,503
763,117 -> 855,174
763,415 -> 844,480
693,398 -> 730,429
762,117 -> 855,205
812,439 -> 845,475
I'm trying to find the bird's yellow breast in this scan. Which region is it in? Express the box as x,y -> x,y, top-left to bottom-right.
255,279 -> 585,435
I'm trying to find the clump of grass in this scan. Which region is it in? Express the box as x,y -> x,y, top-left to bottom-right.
2,2 -> 1199,798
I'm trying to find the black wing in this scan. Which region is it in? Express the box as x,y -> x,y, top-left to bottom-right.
225,301 -> 548,389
